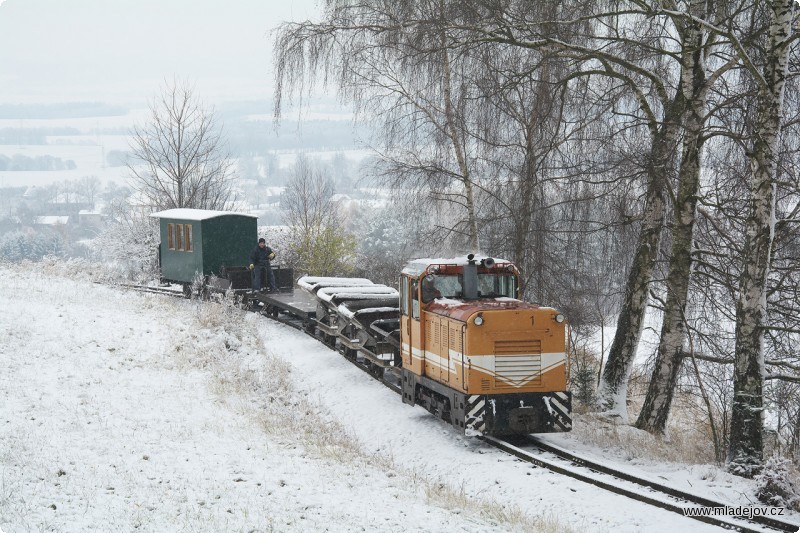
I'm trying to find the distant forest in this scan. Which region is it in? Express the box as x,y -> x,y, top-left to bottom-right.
0,154 -> 76,171
0,127 -> 81,145
0,102 -> 127,119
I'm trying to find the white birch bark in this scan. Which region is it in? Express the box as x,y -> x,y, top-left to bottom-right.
636,0 -> 709,434
596,112 -> 677,419
439,13 -> 480,252
728,0 -> 795,478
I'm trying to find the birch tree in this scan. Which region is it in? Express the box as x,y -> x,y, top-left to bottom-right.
727,0 -> 797,476
481,3 -> 685,418
467,3 -> 614,305
635,0 -> 739,433
274,0 -> 483,251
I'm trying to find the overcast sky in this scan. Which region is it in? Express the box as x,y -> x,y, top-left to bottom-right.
0,0 -> 320,104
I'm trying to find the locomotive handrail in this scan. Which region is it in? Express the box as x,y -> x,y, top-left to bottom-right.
460,323 -> 468,391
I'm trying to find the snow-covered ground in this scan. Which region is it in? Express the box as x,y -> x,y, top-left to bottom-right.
1,263 -> 796,532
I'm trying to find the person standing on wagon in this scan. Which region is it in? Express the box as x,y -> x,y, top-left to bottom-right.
249,238 -> 277,292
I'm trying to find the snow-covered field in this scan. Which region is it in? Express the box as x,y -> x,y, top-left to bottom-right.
0,111 -> 145,188
1,263 -> 795,532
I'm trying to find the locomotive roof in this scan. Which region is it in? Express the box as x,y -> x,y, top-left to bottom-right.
401,255 -> 512,277
150,208 -> 257,221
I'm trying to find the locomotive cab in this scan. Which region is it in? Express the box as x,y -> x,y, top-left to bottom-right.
399,255 -> 572,436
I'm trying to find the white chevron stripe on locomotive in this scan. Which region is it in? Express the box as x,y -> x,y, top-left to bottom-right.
467,397 -> 485,418
548,393 -> 572,429
402,343 -> 567,388
403,346 -> 567,388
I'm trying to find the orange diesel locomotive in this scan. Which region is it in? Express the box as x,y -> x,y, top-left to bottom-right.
399,255 -> 571,435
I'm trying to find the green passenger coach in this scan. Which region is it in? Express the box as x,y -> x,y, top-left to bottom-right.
151,208 -> 257,285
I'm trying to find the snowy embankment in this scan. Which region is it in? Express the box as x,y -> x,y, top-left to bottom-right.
0,263 -> 762,532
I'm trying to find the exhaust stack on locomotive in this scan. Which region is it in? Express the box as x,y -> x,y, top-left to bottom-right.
398,255 -> 572,436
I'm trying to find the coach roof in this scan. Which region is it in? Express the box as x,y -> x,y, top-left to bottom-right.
150,208 -> 257,221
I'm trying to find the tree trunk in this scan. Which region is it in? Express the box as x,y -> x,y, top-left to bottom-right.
596,102 -> 681,419
440,14 -> 479,252
728,0 -> 794,478
516,62 -> 553,300
636,4 -> 707,434
636,138 -> 702,432
514,147 -> 534,292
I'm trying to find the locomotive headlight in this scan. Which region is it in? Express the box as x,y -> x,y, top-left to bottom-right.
554,314 -> 565,323
474,314 -> 484,326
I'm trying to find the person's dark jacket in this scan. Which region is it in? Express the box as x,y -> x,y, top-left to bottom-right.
250,244 -> 274,267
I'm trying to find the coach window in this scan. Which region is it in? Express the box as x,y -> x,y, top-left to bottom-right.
185,224 -> 193,252
167,223 -> 175,250
176,224 -> 184,251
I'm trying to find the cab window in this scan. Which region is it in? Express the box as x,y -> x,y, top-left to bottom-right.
411,279 -> 420,319
435,275 -> 463,298
477,274 -> 518,298
400,277 -> 409,316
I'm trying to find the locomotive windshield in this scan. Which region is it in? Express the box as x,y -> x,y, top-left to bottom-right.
427,273 -> 517,299
477,273 -> 517,298
432,275 -> 462,298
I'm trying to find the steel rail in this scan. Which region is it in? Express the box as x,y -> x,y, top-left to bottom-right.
101,282 -> 187,298
483,435 -> 799,533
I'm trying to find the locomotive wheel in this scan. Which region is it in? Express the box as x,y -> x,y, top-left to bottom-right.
323,333 -> 336,348
261,305 -> 279,318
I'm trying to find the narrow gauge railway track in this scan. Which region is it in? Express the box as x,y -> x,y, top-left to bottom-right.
120,279 -> 799,532
484,435 -> 799,533
102,282 -> 187,298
